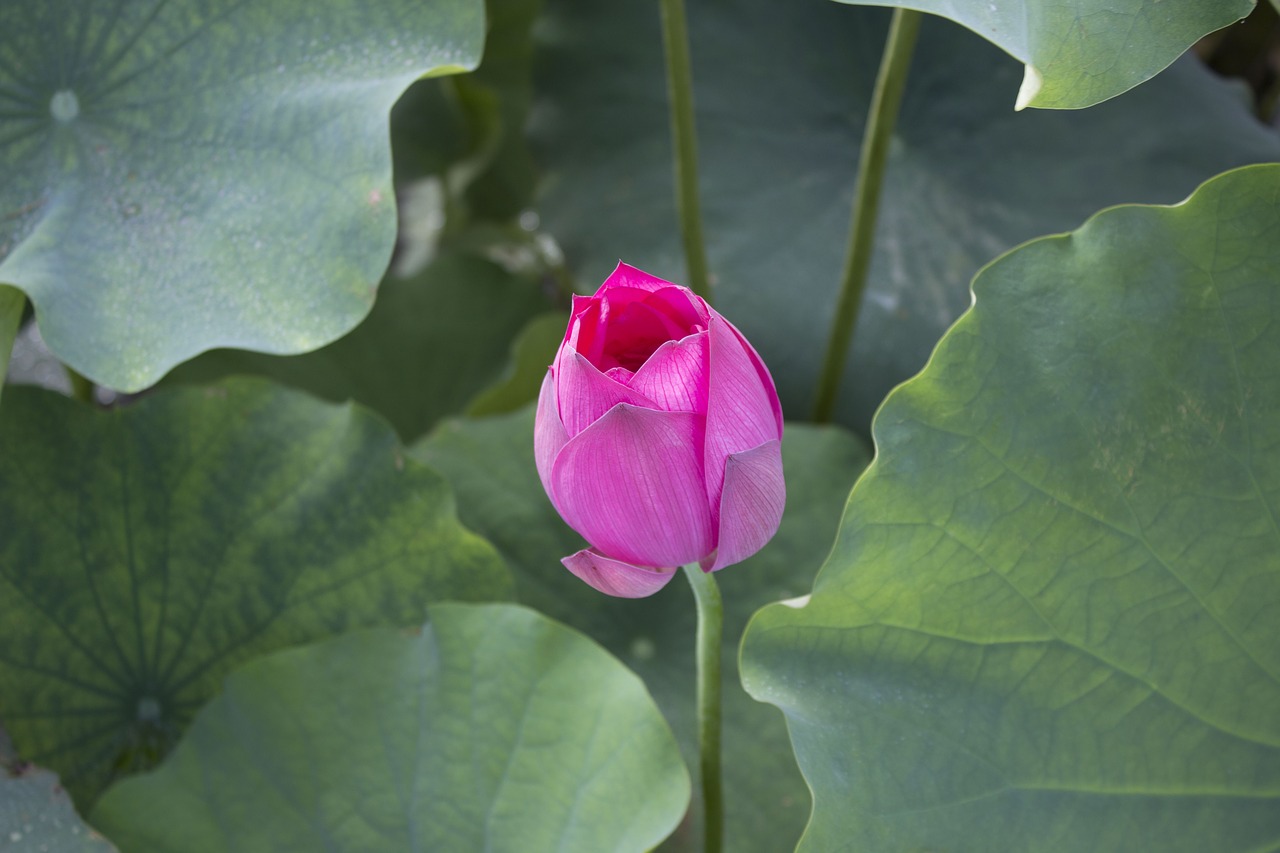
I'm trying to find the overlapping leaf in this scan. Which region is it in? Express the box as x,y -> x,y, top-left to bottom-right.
413,409 -> 871,851
93,605 -> 689,853
0,0 -> 483,391
0,379 -> 511,805
1,766 -> 116,852
164,252 -> 554,442
740,164 -> 1280,851
531,0 -> 1280,430
831,0 -> 1253,109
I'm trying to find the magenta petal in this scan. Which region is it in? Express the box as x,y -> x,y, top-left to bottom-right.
562,548 -> 678,598
725,320 -> 783,435
554,349 -> 657,437
709,439 -> 785,571
566,295 -> 605,363
601,261 -> 673,294
534,370 -> 569,509
629,332 -> 709,413
704,316 -> 785,517
645,286 -> 710,328
551,404 -> 712,568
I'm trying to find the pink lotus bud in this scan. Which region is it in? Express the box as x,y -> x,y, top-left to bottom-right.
534,262 -> 785,598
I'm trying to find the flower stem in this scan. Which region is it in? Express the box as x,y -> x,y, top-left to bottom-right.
812,8 -> 922,423
682,562 -> 723,852
65,364 -> 94,403
0,287 -> 25,407
659,0 -> 713,304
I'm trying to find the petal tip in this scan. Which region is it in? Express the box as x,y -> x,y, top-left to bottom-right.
561,549 -> 678,598
603,262 -> 674,294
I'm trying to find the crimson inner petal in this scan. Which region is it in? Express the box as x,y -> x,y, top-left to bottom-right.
644,286 -> 706,329
598,300 -> 689,372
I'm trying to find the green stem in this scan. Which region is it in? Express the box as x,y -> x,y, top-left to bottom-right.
0,287 -> 25,407
65,364 -> 94,404
812,8 -> 922,423
659,0 -> 712,303
682,562 -> 723,853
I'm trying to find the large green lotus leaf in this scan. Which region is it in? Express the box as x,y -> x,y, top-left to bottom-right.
92,604 -> 689,853
531,0 -> 1280,431
1,766 -> 117,852
0,379 -> 512,806
832,0 -> 1252,109
413,409 -> 871,851
739,164 -> 1280,851
163,252 -> 553,442
0,0 -> 484,392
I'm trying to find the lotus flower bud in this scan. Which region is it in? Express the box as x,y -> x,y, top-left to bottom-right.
534,262 -> 785,598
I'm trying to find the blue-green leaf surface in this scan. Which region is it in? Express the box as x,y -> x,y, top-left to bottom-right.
831,0 -> 1253,109
1,766 -> 116,852
740,164 -> 1280,851
0,379 -> 511,805
532,0 -> 1280,431
162,251 -> 554,442
93,605 -> 689,853
0,0 -> 483,391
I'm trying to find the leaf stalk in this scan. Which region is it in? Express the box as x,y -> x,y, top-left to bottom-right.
812,8 -> 923,422
0,287 -> 25,407
659,0 -> 713,303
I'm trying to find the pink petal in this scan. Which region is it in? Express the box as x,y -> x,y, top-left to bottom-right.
725,320 -> 783,435
534,370 -> 569,510
644,286 -> 710,328
703,315 -> 785,520
597,299 -> 688,372
601,261 -> 674,294
551,404 -> 712,568
554,348 -> 657,437
561,548 -> 678,598
709,439 -> 785,571
629,331 -> 710,413
566,295 -> 605,365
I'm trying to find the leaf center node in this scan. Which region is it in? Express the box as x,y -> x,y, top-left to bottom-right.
49,90 -> 79,123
